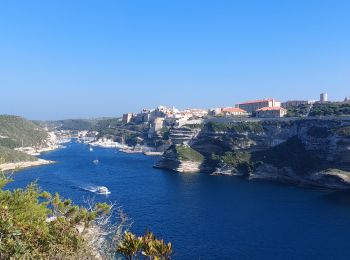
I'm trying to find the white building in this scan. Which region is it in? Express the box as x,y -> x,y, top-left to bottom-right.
282,100 -> 315,108
237,98 -> 281,113
320,93 -> 328,103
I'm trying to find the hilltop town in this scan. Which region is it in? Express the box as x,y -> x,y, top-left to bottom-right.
2,92 -> 349,174
120,93 -> 350,140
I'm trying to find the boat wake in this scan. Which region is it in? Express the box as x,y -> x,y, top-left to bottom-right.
79,184 -> 111,195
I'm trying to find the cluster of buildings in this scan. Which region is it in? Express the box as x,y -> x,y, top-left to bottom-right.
123,106 -> 208,138
209,98 -> 287,118
123,92 -> 348,137
209,92 -> 336,119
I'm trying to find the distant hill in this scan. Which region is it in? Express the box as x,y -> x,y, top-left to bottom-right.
0,115 -> 49,163
42,117 -> 121,131
36,119 -> 95,131
0,115 -> 48,148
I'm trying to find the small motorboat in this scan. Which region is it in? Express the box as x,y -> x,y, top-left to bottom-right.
89,147 -> 93,152
96,186 -> 110,195
93,159 -> 99,165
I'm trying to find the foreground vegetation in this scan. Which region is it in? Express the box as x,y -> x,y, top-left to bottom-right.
0,171 -> 172,259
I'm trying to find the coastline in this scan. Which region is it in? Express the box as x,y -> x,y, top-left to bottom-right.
0,159 -> 55,171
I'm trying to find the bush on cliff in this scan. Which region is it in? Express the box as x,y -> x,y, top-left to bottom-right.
213,136 -> 321,175
309,103 -> 350,116
205,122 -> 264,134
286,104 -> 310,117
176,145 -> 204,162
213,151 -> 254,173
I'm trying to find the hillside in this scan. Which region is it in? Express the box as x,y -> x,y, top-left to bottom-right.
0,146 -> 37,163
0,115 -> 49,163
0,115 -> 48,148
42,117 -> 120,131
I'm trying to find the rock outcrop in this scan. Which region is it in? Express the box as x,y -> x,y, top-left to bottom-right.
155,118 -> 350,189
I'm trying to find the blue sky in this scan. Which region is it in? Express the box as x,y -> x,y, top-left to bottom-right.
0,0 -> 349,120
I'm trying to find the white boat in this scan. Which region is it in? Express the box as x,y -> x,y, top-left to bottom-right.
89,147 -> 93,152
143,151 -> 163,156
96,186 -> 110,195
93,159 -> 99,165
120,148 -> 143,154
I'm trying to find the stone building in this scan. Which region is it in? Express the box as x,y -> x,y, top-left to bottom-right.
208,108 -> 223,116
255,107 -> 287,118
222,107 -> 248,116
282,100 -> 315,108
320,93 -> 328,103
148,117 -> 165,138
237,98 -> 281,113
122,113 -> 134,124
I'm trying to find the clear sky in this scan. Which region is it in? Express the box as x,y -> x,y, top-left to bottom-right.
0,0 -> 349,120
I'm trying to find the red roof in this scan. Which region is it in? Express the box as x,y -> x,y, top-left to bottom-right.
238,98 -> 280,105
222,107 -> 247,113
257,106 -> 286,111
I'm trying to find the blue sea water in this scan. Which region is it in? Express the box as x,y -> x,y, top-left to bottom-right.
6,142 -> 350,259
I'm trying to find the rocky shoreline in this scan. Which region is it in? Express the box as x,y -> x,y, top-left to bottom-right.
154,118 -> 350,189
0,159 -> 55,171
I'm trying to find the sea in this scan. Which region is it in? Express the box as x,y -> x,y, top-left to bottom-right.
6,141 -> 350,259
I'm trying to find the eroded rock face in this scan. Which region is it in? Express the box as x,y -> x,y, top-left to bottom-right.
155,118 -> 350,188
296,120 -> 350,170
154,145 -> 205,173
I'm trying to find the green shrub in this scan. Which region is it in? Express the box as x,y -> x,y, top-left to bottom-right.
286,104 -> 310,117
213,151 -> 253,173
0,146 -> 37,163
176,145 -> 204,162
309,103 -> 350,117
0,172 -> 173,259
206,122 -> 264,134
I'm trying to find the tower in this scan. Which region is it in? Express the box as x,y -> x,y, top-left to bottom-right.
320,93 -> 328,103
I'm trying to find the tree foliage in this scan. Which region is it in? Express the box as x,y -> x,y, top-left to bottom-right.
309,103 -> 350,116
0,170 -> 172,259
117,231 -> 172,260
